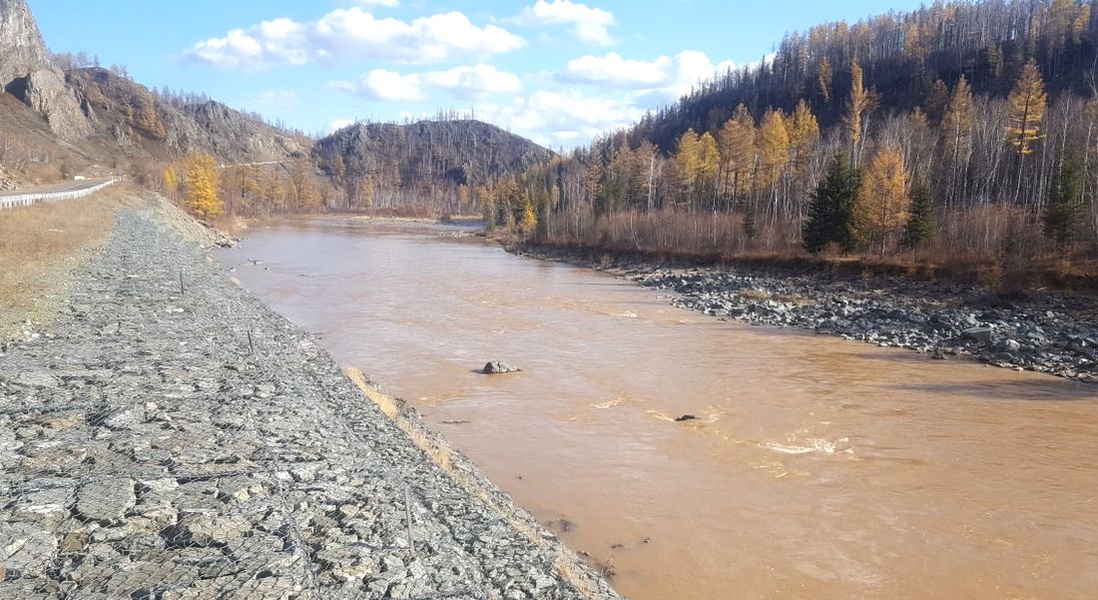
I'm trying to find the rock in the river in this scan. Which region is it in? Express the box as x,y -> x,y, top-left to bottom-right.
483,361 -> 521,375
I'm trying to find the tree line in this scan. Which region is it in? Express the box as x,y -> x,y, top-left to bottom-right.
483,0 -> 1098,282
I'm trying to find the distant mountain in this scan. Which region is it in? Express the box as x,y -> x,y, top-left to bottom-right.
313,120 -> 553,210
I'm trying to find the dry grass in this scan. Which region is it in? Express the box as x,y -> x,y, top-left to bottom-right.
738,288 -> 773,301
0,192 -> 117,339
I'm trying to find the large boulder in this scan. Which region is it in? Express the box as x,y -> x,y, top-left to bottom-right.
482,361 -> 521,375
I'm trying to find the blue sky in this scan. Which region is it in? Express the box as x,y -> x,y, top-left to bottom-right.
32,0 -> 929,148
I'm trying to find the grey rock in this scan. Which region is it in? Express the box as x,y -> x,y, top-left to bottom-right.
171,512 -> 252,546
961,326 -> 994,345
483,361 -> 521,375
0,522 -> 57,577
77,478 -> 136,523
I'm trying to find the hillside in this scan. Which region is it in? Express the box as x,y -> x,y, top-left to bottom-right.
638,0 -> 1098,151
313,119 -> 553,213
490,0 -> 1098,289
0,0 -> 307,188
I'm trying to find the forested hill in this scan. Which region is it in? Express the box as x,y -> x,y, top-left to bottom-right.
312,120 -> 553,214
491,0 -> 1098,288
638,0 -> 1097,151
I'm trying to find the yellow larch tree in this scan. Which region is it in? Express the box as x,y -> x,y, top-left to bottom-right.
817,58 -> 833,104
788,100 -> 820,172
672,128 -> 701,208
1073,2 -> 1091,44
941,75 -> 974,204
1007,60 -> 1047,157
717,104 -> 757,200
854,146 -> 909,256
756,108 -> 790,190
845,58 -> 871,166
162,165 -> 177,200
696,131 -> 722,207
184,153 -> 222,220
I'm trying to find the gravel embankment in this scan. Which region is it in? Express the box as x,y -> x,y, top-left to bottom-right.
0,198 -> 619,600
517,245 -> 1098,383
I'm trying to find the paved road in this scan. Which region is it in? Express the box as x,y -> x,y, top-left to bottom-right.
0,178 -> 118,209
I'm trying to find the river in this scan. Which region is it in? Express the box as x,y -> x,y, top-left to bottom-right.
218,217 -> 1098,600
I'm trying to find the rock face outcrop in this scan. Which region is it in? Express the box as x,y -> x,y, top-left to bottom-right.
0,0 -> 91,139
0,0 -> 46,84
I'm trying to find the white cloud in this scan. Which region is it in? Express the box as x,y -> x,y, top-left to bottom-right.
333,64 -> 522,103
557,50 -> 735,112
513,0 -> 615,46
186,8 -> 524,69
328,118 -> 357,133
478,90 -> 647,147
424,65 -> 523,100
561,52 -> 669,88
336,69 -> 424,102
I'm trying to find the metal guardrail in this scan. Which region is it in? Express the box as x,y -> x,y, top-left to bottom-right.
0,177 -> 120,210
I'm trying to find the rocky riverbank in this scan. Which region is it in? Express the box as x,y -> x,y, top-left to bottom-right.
514,244 -> 1098,384
0,193 -> 619,600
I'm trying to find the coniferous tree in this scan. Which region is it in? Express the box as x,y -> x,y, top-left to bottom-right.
1043,150 -> 1085,248
803,157 -> 860,255
902,179 -> 935,250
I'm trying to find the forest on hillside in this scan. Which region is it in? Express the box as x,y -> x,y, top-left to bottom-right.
486,0 -> 1098,287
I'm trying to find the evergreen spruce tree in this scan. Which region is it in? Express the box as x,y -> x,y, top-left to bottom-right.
1043,150 -> 1085,249
902,178 -> 935,250
803,157 -> 860,254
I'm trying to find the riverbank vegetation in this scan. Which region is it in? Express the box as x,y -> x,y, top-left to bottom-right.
482,0 -> 1098,290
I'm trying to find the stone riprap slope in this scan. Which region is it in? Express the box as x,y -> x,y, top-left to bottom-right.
634,267 -> 1098,382
0,204 -> 618,600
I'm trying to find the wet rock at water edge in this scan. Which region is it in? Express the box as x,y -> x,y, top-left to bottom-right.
483,361 -> 521,375
962,326 -> 994,345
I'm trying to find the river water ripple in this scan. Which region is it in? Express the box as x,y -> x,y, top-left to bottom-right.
219,218 -> 1098,600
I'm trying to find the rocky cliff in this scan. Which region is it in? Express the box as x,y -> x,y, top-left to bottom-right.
0,0 -> 45,84
66,68 -> 307,163
0,0 -> 90,140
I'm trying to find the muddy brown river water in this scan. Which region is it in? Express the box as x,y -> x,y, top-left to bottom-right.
218,218 -> 1098,600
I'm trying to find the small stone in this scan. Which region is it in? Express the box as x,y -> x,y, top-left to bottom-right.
337,504 -> 360,520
